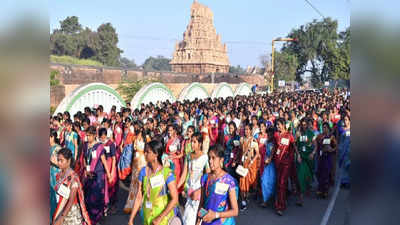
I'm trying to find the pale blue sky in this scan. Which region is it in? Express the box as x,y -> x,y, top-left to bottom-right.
48,0 -> 350,67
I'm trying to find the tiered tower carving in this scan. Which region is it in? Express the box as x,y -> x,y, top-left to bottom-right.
170,0 -> 230,74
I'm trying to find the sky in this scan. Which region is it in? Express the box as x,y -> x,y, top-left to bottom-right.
47,0 -> 351,67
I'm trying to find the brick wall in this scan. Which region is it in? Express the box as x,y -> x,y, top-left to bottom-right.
50,63 -> 264,107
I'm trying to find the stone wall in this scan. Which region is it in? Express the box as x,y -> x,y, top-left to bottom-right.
50,63 -> 265,107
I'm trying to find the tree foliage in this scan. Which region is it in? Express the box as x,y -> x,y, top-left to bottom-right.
117,79 -> 152,103
50,16 -> 123,67
274,51 -> 298,81
229,65 -> 246,74
50,70 -> 60,86
120,57 -> 137,69
142,55 -> 171,71
281,18 -> 350,87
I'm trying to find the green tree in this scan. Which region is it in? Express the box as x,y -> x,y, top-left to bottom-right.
60,16 -> 82,34
50,70 -> 60,86
117,79 -> 151,102
120,57 -> 137,69
274,51 -> 299,81
94,23 -> 123,67
142,55 -> 171,71
229,65 -> 245,74
282,17 -> 340,87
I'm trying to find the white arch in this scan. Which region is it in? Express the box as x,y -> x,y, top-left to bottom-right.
178,82 -> 209,102
211,82 -> 234,99
234,83 -> 252,96
131,82 -> 176,109
53,83 -> 126,116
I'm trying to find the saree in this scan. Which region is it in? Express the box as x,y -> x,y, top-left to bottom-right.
141,167 -> 176,225
296,130 -> 315,193
316,135 -> 335,194
124,138 -> 147,214
166,137 -> 182,190
238,138 -> 259,193
182,154 -> 209,225
103,139 -> 118,208
83,142 -> 106,225
260,142 -> 276,203
338,128 -> 350,185
201,173 -> 238,225
50,144 -> 61,220
257,134 -> 268,176
118,132 -> 134,180
52,168 -> 91,225
223,135 -> 240,176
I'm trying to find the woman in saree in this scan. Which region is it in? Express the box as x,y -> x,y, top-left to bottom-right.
118,118 -> 135,180
52,148 -> 91,225
124,126 -> 148,214
223,122 -> 240,178
113,112 -> 124,159
182,125 -> 195,156
83,126 -> 112,225
338,115 -> 350,189
178,132 -> 210,225
238,123 -> 259,211
165,124 -> 183,191
260,128 -> 276,207
128,140 -> 179,225
197,144 -> 238,225
50,129 -> 62,220
98,128 -> 118,216
313,122 -> 337,199
200,116 -> 211,154
63,119 -> 78,162
295,118 -> 316,205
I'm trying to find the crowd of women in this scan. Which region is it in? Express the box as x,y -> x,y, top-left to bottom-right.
49,88 -> 350,225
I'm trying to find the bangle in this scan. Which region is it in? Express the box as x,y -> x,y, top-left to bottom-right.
215,212 -> 220,219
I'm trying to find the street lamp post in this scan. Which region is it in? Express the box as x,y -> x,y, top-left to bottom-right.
270,37 -> 297,92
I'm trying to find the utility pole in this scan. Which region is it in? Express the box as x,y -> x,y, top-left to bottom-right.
270,37 -> 297,92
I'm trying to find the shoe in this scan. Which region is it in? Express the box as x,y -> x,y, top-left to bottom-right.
276,210 -> 283,216
260,202 -> 268,208
240,200 -> 248,211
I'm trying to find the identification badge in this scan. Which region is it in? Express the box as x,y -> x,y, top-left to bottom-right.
335,115 -> 340,119
91,151 -> 97,159
210,120 -> 215,125
235,165 -> 249,177
169,144 -> 177,152
281,138 -> 289,146
150,174 -> 164,189
276,149 -> 281,155
251,141 -> 257,149
346,131 -> 350,137
145,201 -> 152,209
260,138 -> 267,144
230,152 -> 234,158
104,146 -> 110,153
323,138 -> 331,145
233,140 -> 240,146
302,146 -> 306,152
57,184 -> 70,199
192,161 -> 203,172
215,182 -> 229,195
86,165 -> 90,172
117,127 -> 121,133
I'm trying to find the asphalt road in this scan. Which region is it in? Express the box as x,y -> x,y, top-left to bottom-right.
99,180 -> 349,225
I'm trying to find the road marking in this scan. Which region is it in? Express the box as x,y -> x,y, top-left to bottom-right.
320,169 -> 342,225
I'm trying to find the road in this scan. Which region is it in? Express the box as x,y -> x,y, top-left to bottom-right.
99,179 -> 349,225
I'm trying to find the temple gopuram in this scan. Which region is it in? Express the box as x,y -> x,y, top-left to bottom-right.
170,0 -> 230,74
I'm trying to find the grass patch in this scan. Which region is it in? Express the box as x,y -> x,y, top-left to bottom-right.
50,55 -> 103,67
